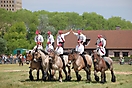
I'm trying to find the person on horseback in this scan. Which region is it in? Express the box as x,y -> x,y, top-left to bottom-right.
72,30 -> 87,47
45,41 -> 54,54
96,34 -> 106,51
75,40 -> 89,69
97,42 -> 106,58
34,30 -> 44,46
57,30 -> 71,48
33,42 -> 43,52
55,43 -> 63,59
33,42 -> 43,62
47,31 -> 55,48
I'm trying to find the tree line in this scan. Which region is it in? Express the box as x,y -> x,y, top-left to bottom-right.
0,8 -> 132,55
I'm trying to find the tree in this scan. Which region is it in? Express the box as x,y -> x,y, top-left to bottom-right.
0,37 -> 6,54
3,22 -> 30,54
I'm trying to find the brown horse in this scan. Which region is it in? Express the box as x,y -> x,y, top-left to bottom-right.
34,49 -> 51,81
92,50 -> 116,83
49,50 -> 72,82
68,50 -> 92,82
26,50 -> 44,81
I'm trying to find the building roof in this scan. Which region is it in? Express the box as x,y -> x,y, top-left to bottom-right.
55,30 -> 132,49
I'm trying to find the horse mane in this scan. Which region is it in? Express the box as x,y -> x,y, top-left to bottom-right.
39,49 -> 48,55
71,49 -> 79,54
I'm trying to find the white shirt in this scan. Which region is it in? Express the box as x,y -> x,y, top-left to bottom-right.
33,45 -> 43,52
98,47 -> 106,56
45,44 -> 54,53
73,32 -> 86,42
55,46 -> 63,55
47,34 -> 54,44
96,38 -> 106,48
34,34 -> 44,43
75,44 -> 84,54
57,32 -> 70,45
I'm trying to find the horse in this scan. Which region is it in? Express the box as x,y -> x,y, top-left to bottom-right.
26,50 -> 44,81
33,49 -> 51,81
49,49 -> 72,82
68,50 -> 93,82
92,50 -> 116,83
18,54 -> 24,66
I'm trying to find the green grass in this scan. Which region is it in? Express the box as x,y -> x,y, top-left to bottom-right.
0,63 -> 132,88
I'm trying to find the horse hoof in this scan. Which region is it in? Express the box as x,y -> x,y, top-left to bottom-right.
59,79 -> 62,82
29,76 -> 34,81
95,76 -> 99,82
100,81 -> 105,84
111,76 -> 116,82
77,75 -> 82,81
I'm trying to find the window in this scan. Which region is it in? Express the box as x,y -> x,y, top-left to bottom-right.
7,5 -> 8,7
4,1 -> 5,3
7,1 -> 8,3
1,1 -> 2,3
114,52 -> 120,57
12,9 -> 14,11
7,8 -> 8,10
1,5 -> 3,7
12,1 -> 14,3
4,5 -> 5,7
12,5 -> 14,7
122,52 -> 128,57
9,1 -> 11,3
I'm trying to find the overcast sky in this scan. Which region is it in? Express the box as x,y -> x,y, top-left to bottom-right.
22,0 -> 132,22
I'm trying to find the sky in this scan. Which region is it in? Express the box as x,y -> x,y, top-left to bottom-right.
22,0 -> 132,22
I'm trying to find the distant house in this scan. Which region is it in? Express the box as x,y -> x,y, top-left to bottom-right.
55,30 -> 132,57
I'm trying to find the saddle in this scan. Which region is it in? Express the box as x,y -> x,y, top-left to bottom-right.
103,57 -> 110,68
80,54 -> 89,69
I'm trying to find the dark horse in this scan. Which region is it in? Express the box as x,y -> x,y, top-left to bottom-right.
68,50 -> 93,82
26,50 -> 44,81
92,50 -> 116,83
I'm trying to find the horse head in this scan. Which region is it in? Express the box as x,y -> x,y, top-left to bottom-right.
26,51 -> 33,64
92,50 -> 101,63
49,49 -> 57,59
34,50 -> 42,61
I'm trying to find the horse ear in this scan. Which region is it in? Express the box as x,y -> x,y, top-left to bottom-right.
29,51 -> 31,54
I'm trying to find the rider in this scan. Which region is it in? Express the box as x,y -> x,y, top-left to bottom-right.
32,42 -> 43,62
47,31 -> 55,48
75,40 -> 88,68
72,30 -> 87,47
55,43 -> 64,59
45,41 -> 54,54
57,30 -> 71,48
97,42 -> 106,58
96,34 -> 106,51
34,30 -> 44,46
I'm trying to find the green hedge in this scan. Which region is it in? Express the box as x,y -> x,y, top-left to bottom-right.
111,57 -> 131,62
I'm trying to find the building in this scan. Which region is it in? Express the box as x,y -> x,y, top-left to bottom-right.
55,30 -> 132,57
0,0 -> 22,12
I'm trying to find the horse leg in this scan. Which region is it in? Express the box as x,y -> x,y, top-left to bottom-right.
104,72 -> 107,82
94,70 -> 99,82
59,70 -> 63,82
67,66 -> 72,81
36,69 -> 39,81
63,67 -> 68,81
84,67 -> 91,83
75,71 -> 82,81
100,70 -> 105,84
111,70 -> 116,82
29,69 -> 34,81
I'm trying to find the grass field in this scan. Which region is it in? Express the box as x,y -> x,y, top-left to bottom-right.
0,63 -> 132,88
